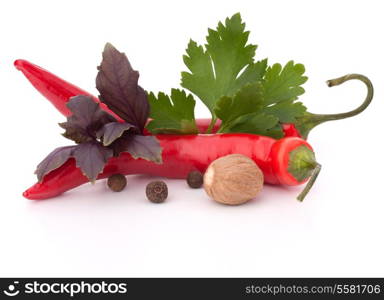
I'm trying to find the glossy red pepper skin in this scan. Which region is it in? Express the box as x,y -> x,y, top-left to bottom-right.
281,123 -> 301,138
23,135 -> 312,200
14,59 -> 124,122
15,59 -> 300,137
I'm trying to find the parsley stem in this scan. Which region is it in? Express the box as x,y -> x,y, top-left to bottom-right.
206,117 -> 217,134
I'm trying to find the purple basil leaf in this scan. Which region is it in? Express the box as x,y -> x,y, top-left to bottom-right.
72,142 -> 113,182
61,95 -> 116,143
35,146 -> 77,182
122,135 -> 162,164
59,122 -> 93,144
97,122 -> 136,146
96,43 -> 149,132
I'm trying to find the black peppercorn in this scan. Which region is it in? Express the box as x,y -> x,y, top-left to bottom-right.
187,170 -> 203,188
107,174 -> 127,192
146,181 -> 168,203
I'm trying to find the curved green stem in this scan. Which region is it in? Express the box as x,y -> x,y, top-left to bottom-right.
205,117 -> 217,134
297,163 -> 321,202
322,73 -> 373,121
296,74 -> 373,138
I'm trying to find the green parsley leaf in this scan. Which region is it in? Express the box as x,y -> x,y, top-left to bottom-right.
264,101 -> 307,123
215,79 -> 307,138
263,61 -> 308,104
181,13 -> 266,116
146,89 -> 198,134
215,82 -> 264,127
227,113 -> 282,139
215,82 -> 281,137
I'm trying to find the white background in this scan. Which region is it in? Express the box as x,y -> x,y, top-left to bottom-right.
0,0 -> 383,277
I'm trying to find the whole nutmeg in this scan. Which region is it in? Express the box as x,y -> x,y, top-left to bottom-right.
203,154 -> 264,205
107,174 -> 127,192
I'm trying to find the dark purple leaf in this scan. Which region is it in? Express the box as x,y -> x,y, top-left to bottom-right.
122,135 -> 162,164
61,95 -> 116,143
96,43 -> 149,132
59,122 -> 93,144
97,122 -> 136,146
72,142 -> 113,182
35,146 -> 77,182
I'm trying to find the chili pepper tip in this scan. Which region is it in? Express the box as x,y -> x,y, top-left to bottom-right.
22,190 -> 30,199
14,59 -> 26,70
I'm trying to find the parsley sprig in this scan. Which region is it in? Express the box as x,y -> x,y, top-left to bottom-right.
146,13 -> 308,137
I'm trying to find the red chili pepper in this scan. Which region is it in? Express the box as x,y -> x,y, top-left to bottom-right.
23,134 -> 320,201
13,59 -> 124,122
14,59 -> 372,139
